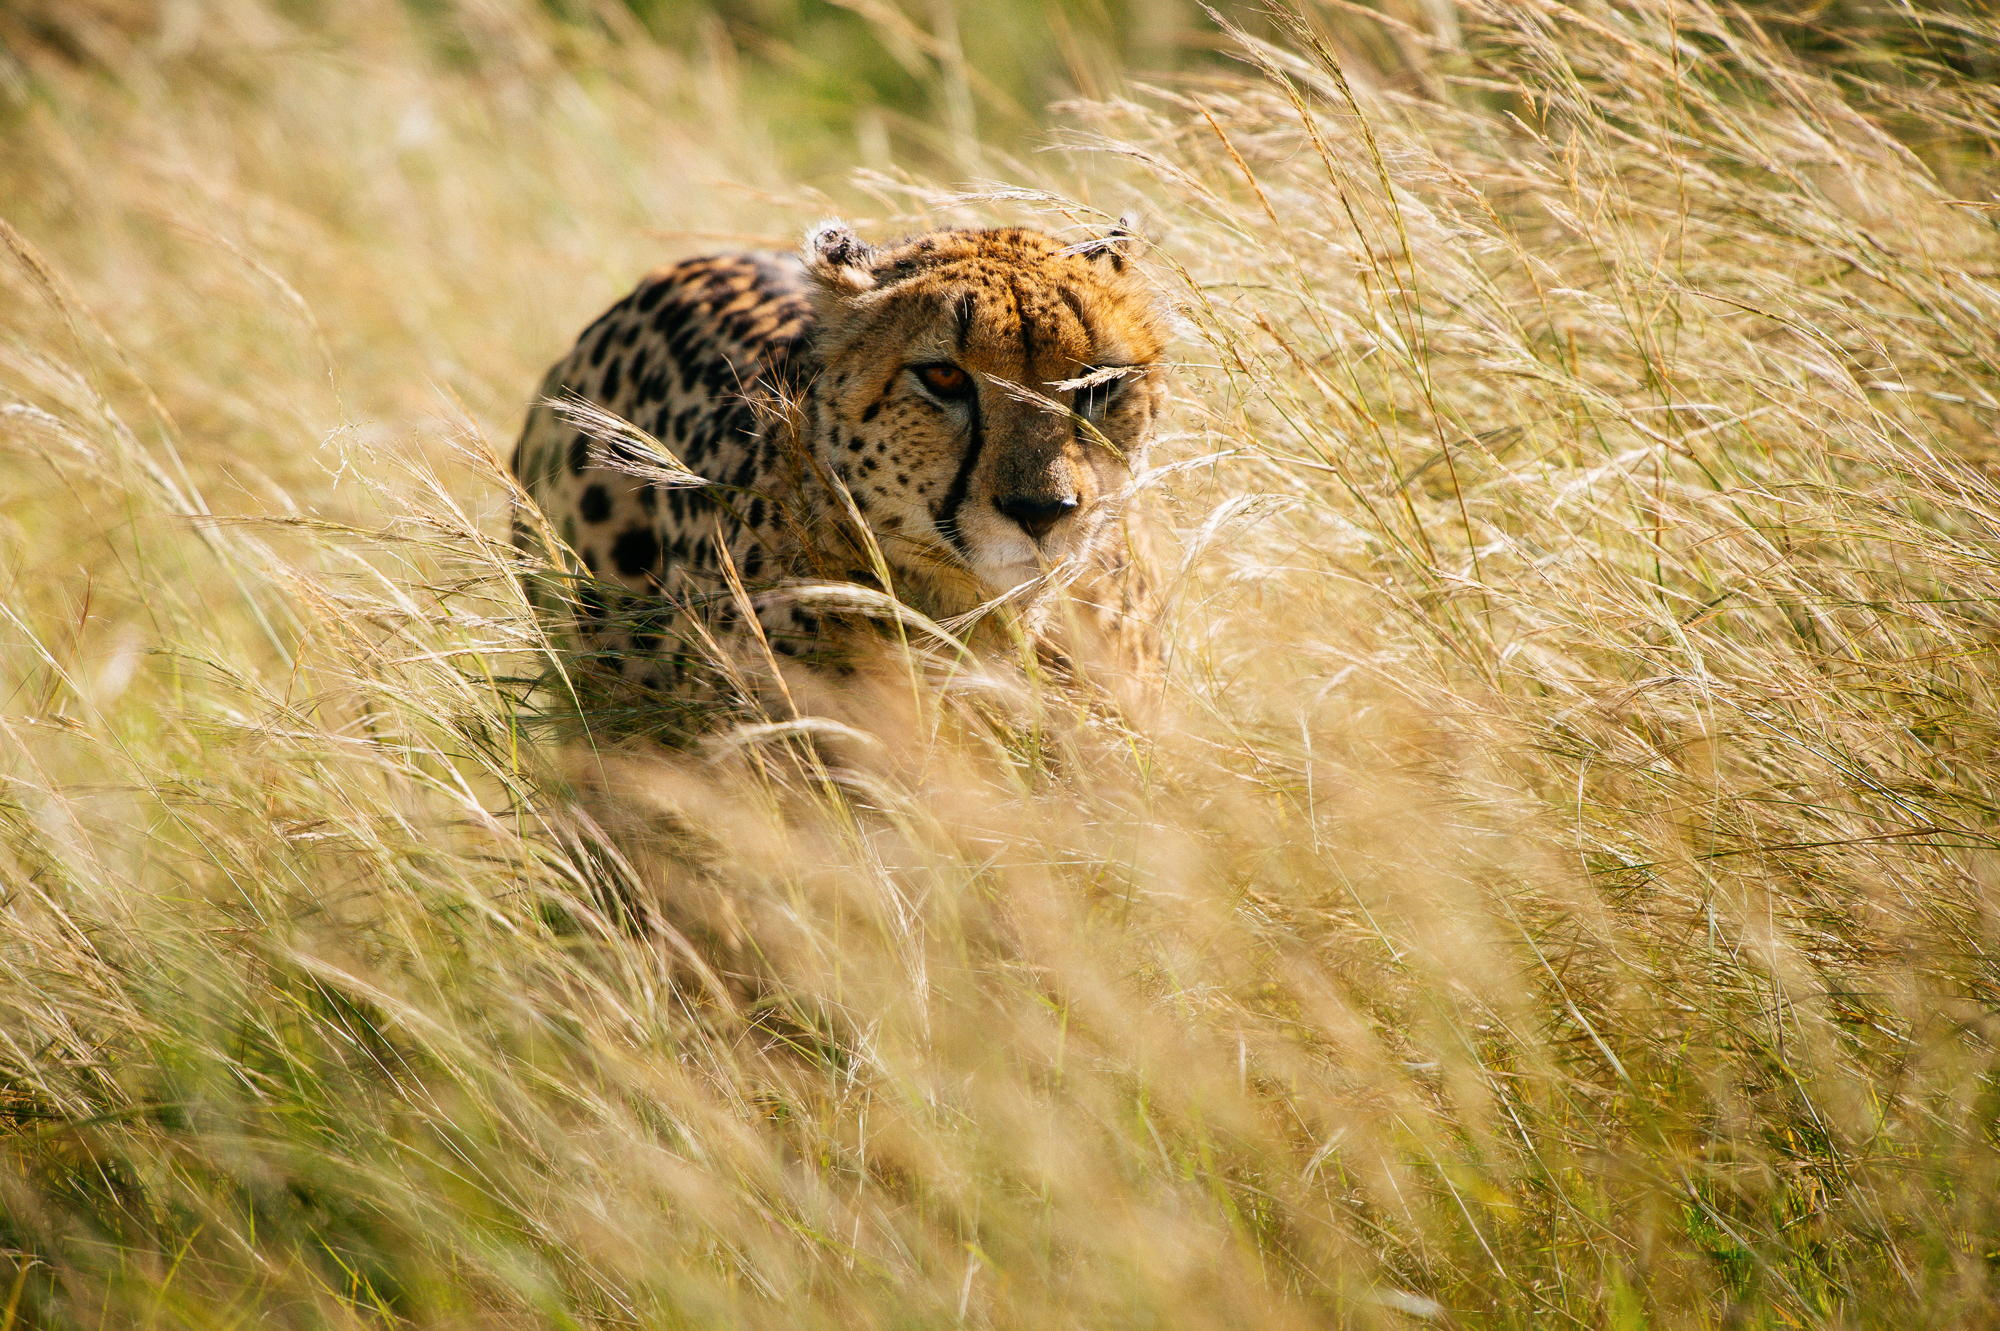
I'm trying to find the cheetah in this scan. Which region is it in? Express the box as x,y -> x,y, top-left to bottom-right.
510,222 -> 1171,713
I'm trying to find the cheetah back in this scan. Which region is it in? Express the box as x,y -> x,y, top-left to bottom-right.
512,253 -> 813,681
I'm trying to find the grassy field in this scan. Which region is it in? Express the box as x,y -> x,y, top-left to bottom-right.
6,0 -> 2000,1325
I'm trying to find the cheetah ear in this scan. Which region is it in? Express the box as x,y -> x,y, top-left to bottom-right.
804,220 -> 878,297
1081,215 -> 1143,273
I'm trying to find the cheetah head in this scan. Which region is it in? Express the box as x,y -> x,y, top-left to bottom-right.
801,222 -> 1170,606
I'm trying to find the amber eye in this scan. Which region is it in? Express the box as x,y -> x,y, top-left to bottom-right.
913,362 -> 975,400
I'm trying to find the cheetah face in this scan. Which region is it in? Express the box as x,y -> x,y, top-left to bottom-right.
803,224 -> 1171,600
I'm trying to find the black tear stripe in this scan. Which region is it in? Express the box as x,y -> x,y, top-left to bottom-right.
935,392 -> 985,558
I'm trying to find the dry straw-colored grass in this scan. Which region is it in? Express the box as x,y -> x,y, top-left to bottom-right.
5,0 -> 2000,1325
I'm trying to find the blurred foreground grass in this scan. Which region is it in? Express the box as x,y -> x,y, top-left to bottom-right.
6,0 -> 2000,1325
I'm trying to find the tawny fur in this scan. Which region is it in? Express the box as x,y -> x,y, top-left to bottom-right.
512,223 -> 1170,705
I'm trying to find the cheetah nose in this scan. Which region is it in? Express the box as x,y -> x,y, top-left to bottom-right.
995,494 -> 1079,541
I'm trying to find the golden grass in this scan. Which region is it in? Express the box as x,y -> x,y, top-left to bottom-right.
5,0 -> 2000,1325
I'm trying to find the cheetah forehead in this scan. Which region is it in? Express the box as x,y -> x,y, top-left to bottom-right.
826,230 -> 1169,376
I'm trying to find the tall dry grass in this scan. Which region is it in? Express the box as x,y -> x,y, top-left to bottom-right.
5,0 -> 2000,1325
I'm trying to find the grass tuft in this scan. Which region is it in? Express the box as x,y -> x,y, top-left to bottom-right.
5,0 -> 2000,1324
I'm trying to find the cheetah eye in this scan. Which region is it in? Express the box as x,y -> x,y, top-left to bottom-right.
1075,367 -> 1133,419
912,362 -> 975,401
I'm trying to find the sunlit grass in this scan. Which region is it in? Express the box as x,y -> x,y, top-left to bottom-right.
5,0 -> 2000,1325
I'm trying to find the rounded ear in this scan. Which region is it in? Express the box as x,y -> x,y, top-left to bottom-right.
1071,215 -> 1143,272
804,220 -> 878,296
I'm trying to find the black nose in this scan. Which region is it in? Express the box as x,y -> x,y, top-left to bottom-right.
995,494 -> 1079,540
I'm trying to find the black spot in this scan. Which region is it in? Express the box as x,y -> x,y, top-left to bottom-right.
654,299 -> 690,341
568,433 -> 590,475
639,487 -> 658,512
602,356 -> 622,399
579,484 -> 612,524
612,527 -> 661,577
861,398 -> 883,424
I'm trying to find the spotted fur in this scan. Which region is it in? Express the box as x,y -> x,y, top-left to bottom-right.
511,223 -> 1171,704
